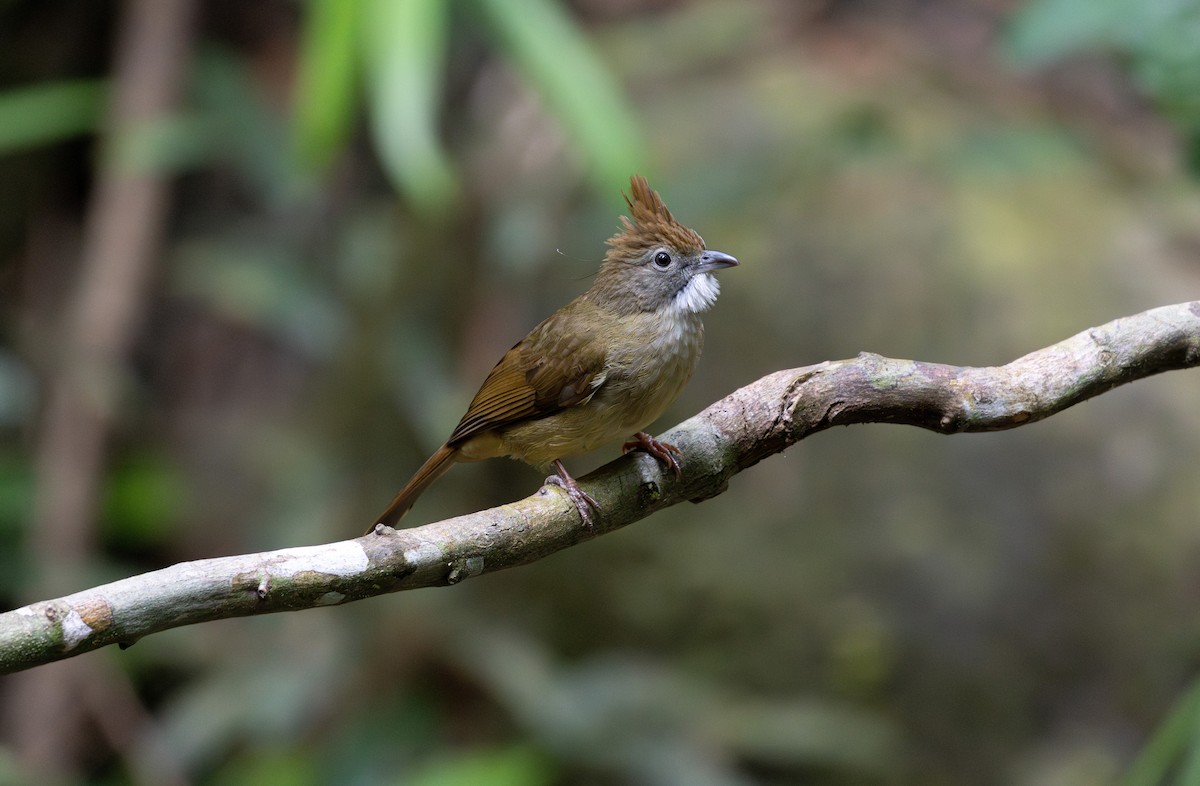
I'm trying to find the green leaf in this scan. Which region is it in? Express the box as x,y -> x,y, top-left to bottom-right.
212,748 -> 320,786
400,746 -> 555,786
0,452 -> 33,534
0,79 -> 105,155
291,0 -> 362,173
1123,678 -> 1200,786
469,0 -> 645,191
1005,0 -> 1200,117
1004,0 -> 1127,65
362,0 -> 458,213
102,456 -> 184,545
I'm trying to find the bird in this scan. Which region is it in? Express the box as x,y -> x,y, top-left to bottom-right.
370,175 -> 737,533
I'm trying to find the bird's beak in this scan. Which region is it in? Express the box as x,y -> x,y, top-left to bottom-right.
695,250 -> 739,272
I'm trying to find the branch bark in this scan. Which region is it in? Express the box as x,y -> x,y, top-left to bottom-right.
4,301 -> 1198,673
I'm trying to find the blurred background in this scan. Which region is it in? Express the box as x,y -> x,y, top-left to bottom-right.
1,0 -> 1199,784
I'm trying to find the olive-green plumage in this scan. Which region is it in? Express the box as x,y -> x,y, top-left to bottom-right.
371,176 -> 737,531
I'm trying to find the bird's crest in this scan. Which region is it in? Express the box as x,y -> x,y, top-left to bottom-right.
606,175 -> 705,259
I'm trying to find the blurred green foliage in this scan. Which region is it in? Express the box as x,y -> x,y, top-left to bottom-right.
0,79 -> 104,154
401,746 -> 555,786
0,0 -> 645,212
471,0 -> 645,191
291,0 -> 361,174
1125,679 -> 1200,786
1,1 -> 1200,785
1007,0 -> 1200,171
288,0 -> 645,212
100,455 -> 183,548
361,0 -> 458,212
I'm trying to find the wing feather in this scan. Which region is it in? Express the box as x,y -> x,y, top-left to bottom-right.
447,302 -> 608,446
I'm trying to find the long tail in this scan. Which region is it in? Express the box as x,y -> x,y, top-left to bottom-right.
369,444 -> 458,533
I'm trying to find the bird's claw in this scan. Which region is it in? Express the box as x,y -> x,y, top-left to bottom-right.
623,431 -> 682,480
545,460 -> 600,527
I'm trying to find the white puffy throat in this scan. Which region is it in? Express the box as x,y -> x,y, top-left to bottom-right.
671,272 -> 721,315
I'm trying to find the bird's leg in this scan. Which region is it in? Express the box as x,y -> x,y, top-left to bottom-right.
623,431 -> 682,480
544,459 -> 600,527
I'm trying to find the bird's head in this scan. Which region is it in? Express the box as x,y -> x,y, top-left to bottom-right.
589,175 -> 738,316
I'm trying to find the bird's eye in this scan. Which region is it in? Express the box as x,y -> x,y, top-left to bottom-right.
652,251 -> 671,269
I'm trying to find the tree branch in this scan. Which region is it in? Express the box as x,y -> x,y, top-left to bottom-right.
4,301 -> 1198,673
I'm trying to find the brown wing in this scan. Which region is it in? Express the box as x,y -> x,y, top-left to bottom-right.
446,302 -> 608,446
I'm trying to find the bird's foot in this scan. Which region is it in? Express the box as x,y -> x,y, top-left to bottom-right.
545,460 -> 600,527
623,431 -> 682,480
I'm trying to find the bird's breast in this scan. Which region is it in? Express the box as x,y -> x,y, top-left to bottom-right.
600,309 -> 704,428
